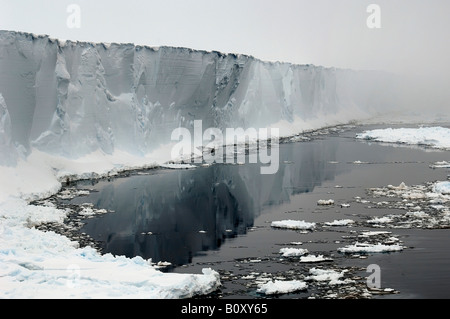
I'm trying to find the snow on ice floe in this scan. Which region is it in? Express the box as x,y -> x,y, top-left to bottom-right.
430,161 -> 450,169
324,219 -> 355,227
306,268 -> 353,285
358,231 -> 392,238
433,182 -> 450,195
356,127 -> 450,150
367,216 -> 394,225
279,248 -> 309,257
78,204 -> 109,217
352,160 -> 369,164
338,242 -> 404,254
271,220 -> 316,230
0,199 -> 221,299
290,242 -> 303,245
317,199 -> 335,206
257,280 -> 308,295
299,255 -> 333,263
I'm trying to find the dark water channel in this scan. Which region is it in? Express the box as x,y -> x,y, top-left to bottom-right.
66,125 -> 450,299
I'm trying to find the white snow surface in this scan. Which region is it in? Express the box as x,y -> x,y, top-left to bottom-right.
271,220 -> 316,230
433,182 -> 450,195
306,268 -> 351,285
430,161 -> 450,168
359,231 -> 392,238
338,242 -> 404,254
356,127 -> 450,150
324,219 -> 355,226
299,255 -> 333,263
257,280 -> 308,295
367,216 -> 394,224
279,248 -> 309,257
317,199 -> 335,205
0,198 -> 221,299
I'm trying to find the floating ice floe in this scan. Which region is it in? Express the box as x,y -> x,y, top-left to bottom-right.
299,255 -> 333,263
368,287 -> 400,295
367,216 -> 394,224
160,163 -> 196,169
430,161 -> 450,169
359,231 -> 392,238
271,220 -> 316,230
356,127 -> 450,150
78,206 -> 108,217
306,268 -> 353,285
357,231 -> 400,245
405,211 -> 430,219
317,199 -> 335,206
338,242 -> 404,254
433,182 -> 450,195
279,248 -> 309,257
152,261 -> 172,269
57,189 -> 90,200
248,259 -> 262,263
353,160 -> 369,164
257,280 -> 308,295
325,219 -> 355,227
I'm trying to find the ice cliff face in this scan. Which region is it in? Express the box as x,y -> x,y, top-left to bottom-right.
0,30 -> 395,160
0,93 -> 17,165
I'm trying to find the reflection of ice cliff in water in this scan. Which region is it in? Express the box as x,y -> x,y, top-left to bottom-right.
76,141 -> 345,265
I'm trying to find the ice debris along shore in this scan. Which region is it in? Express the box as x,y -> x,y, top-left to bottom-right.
0,199 -> 221,299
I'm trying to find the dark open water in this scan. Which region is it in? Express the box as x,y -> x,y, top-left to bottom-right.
67,124 -> 450,299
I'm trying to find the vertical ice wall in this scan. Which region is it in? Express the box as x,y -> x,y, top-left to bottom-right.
0,30 -> 395,161
0,93 -> 17,165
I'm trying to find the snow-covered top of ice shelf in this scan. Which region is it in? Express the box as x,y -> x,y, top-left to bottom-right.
1,30 -> 364,71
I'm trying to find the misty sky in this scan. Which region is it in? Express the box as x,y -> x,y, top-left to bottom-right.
1,0 -> 450,78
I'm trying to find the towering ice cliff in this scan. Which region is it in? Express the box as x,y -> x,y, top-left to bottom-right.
0,30 -> 395,161
0,93 -> 17,165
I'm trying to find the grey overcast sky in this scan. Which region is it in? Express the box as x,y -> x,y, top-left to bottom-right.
1,0 -> 450,78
